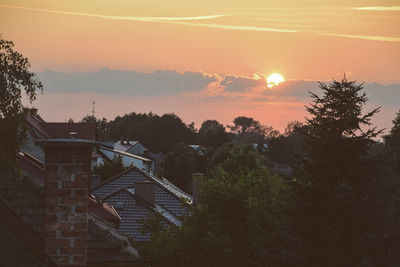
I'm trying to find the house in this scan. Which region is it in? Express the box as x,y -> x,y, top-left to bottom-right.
98,145 -> 155,174
114,138 -> 149,156
22,108 -> 96,163
91,166 -> 192,242
0,136 -> 142,266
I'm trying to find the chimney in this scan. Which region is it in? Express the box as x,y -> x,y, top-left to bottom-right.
120,136 -> 124,145
135,181 -> 156,205
192,173 -> 204,205
37,138 -> 97,267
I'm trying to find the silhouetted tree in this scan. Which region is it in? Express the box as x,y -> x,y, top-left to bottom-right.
140,144 -> 296,267
81,115 -> 110,141
198,120 -> 229,148
93,155 -> 126,181
292,77 -> 383,266
109,112 -> 195,153
384,110 -> 400,170
0,39 -> 43,179
162,143 -> 207,193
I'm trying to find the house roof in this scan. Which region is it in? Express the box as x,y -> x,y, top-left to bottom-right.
114,140 -> 139,152
91,167 -> 191,241
43,122 -> 96,140
88,195 -> 121,226
92,165 -> 192,203
25,111 -> 96,140
0,197 -> 57,267
100,146 -> 152,162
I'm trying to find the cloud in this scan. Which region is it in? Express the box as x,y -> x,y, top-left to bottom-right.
38,69 -> 400,108
38,69 -> 216,96
221,74 -> 266,92
263,80 -> 400,106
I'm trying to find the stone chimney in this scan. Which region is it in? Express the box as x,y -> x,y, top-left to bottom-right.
135,181 -> 156,205
37,138 -> 97,267
192,173 -> 204,205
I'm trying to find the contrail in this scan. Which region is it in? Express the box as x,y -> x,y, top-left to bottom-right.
353,6 -> 400,11
0,4 -> 225,21
2,4 -> 399,42
317,32 -> 400,42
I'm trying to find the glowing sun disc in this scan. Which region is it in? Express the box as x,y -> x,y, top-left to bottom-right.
267,73 -> 285,88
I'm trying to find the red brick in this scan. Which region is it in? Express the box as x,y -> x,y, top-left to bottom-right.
51,255 -> 71,263
74,189 -> 87,196
73,255 -> 86,263
75,205 -> 88,213
73,239 -> 86,246
45,238 -> 70,247
45,196 -> 59,205
61,247 -> 85,254
61,197 -> 87,205
45,214 -> 57,222
47,205 -> 71,213
73,222 -> 87,230
61,231 -> 87,238
44,231 -> 57,238
63,180 -> 88,188
46,189 -> 71,196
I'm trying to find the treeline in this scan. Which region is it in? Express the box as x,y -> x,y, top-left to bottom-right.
134,78 -> 399,266
83,110 -> 304,190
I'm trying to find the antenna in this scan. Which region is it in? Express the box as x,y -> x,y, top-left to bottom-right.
92,101 -> 95,118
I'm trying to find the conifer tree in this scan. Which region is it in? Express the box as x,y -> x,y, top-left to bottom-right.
293,77 -> 382,266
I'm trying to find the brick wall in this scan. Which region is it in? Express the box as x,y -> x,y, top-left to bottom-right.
39,141 -> 95,267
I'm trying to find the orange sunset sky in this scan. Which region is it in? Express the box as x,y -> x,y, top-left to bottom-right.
1,0 -> 399,132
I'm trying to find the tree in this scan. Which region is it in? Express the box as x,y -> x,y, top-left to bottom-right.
292,77 -> 384,265
81,115 -> 110,141
109,112 -> 195,153
197,120 -> 229,148
0,39 -> 43,179
229,116 -> 279,149
162,143 -> 207,193
140,144 -> 297,266
384,110 -> 400,170
93,154 -> 126,181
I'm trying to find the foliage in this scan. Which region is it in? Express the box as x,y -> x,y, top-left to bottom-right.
81,115 -> 110,141
267,121 -> 305,164
0,38 -> 43,179
93,154 -> 126,181
197,120 -> 230,148
109,112 -> 195,153
229,116 -> 279,150
162,143 -> 208,193
140,144 -> 298,266
384,110 -> 400,170
292,77 -> 385,266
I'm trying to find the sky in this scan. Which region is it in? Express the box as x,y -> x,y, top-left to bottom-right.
1,0 -> 399,133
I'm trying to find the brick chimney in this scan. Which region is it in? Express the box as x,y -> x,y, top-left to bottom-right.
135,181 -> 156,205
37,138 -> 97,267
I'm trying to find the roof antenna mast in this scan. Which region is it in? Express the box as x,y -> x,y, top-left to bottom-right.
92,101 -> 95,118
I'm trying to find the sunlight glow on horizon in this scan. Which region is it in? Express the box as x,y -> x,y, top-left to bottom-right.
267,73 -> 285,88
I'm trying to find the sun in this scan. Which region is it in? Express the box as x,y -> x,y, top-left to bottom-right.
267,73 -> 285,88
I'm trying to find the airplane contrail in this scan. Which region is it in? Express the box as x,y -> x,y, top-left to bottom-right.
0,4 -> 225,21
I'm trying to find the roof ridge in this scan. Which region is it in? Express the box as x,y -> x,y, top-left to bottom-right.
91,166 -> 137,192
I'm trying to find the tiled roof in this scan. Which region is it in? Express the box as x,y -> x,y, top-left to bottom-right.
91,167 -> 192,241
88,195 -> 121,226
42,122 -> 96,140
100,146 -> 152,162
25,112 -> 96,140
